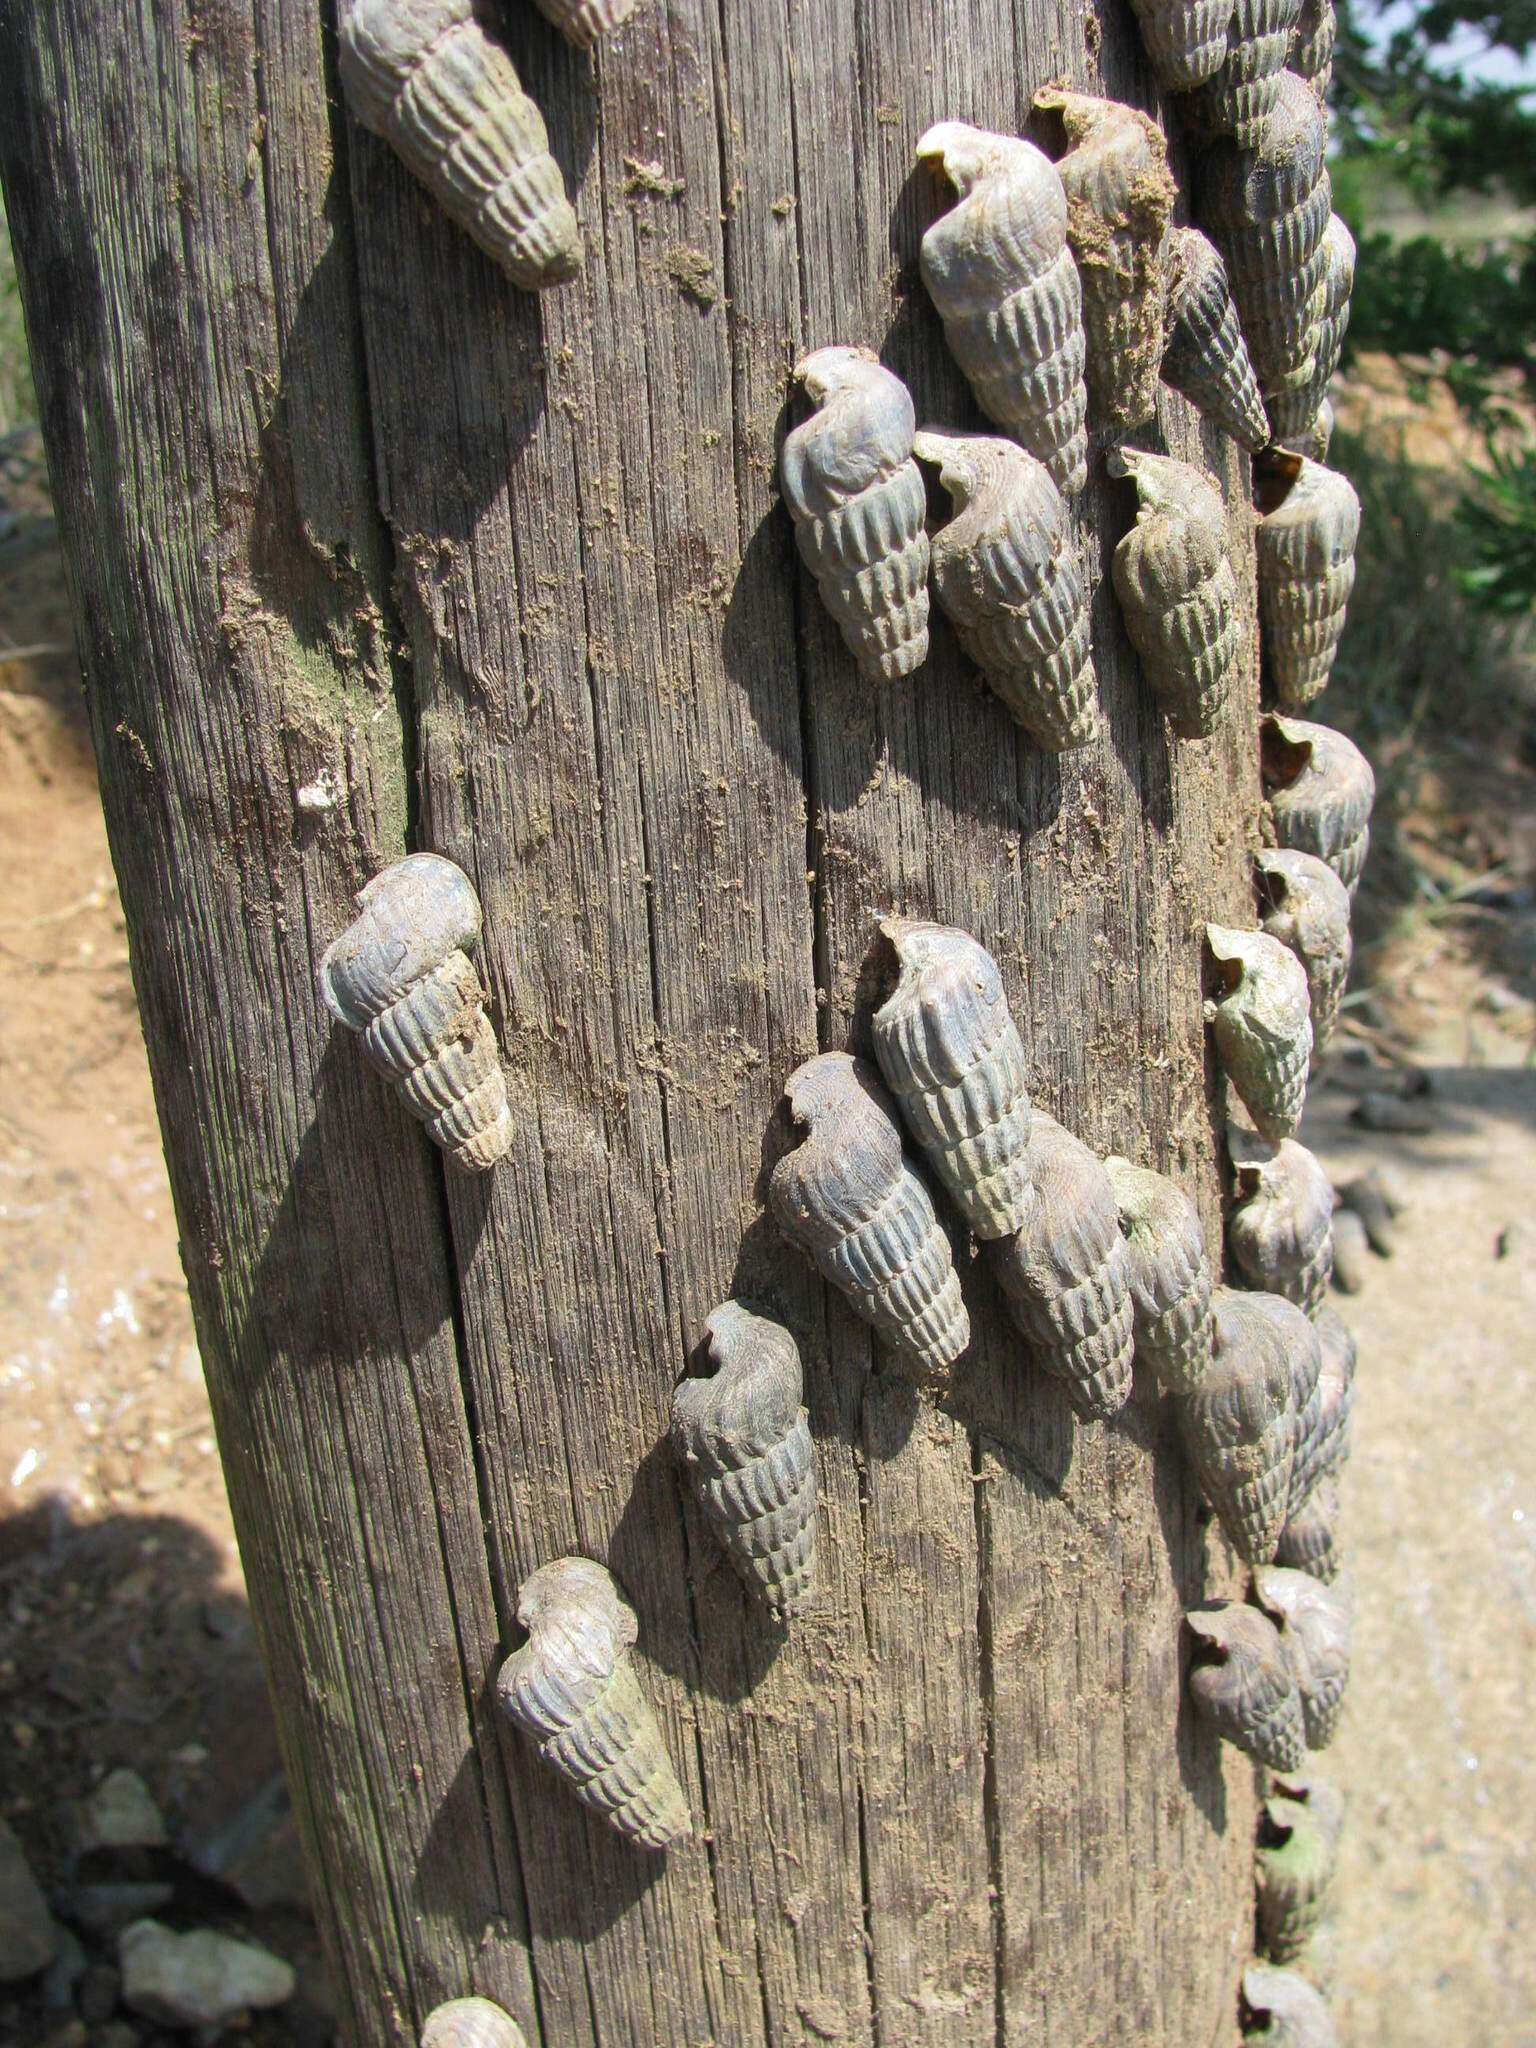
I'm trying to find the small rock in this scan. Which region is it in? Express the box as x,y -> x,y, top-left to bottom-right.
80,1960 -> 122,2022
0,1815 -> 57,1981
77,1773 -> 168,1856
118,1920 -> 294,2034
60,1883 -> 176,1942
1337,1172 -> 1399,1257
42,1922 -> 87,2009
1351,1092 -> 1436,1135
1330,1209 -> 1370,1294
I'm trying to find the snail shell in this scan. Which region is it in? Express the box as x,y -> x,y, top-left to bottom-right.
1294,1305 -> 1355,1502
1126,0 -> 1234,91
870,918 -> 1034,1239
1034,90 -> 1176,433
1270,1765 -> 1346,1850
530,0 -> 641,47
1267,215 -> 1356,448
496,1558 -> 692,1849
338,0 -> 582,291
1262,713 -> 1376,897
421,1999 -> 529,2048
780,349 -> 931,683
1298,394 -> 1334,462
1104,1156 -> 1214,1397
989,1114 -> 1135,1422
1109,446 -> 1241,738
1186,1602 -> 1307,1770
1253,1565 -> 1352,1749
671,1303 -> 819,1620
1161,227 -> 1272,452
916,124 -> 1089,495
1228,1128 -> 1335,1317
1182,0 -> 1306,149
319,853 -> 513,1174
1177,1286 -> 1296,1562
1256,457 -> 1361,709
1290,0 -> 1338,105
1275,1473 -> 1342,1581
1242,1961 -> 1339,2047
916,430 -> 1100,752
1239,1287 -> 1326,1519
1205,925 -> 1313,1142
1255,848 -> 1353,1063
1257,1782 -> 1339,1962
769,1052 -> 970,1387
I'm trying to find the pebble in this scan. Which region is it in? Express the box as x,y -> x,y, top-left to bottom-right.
1337,1172 -> 1399,1257
60,1883 -> 176,1943
0,1815 -> 57,1981
118,1920 -> 294,2034
186,1775 -> 309,1915
77,1772 -> 168,1856
42,1922 -> 87,2010
1351,1091 -> 1436,1134
80,1959 -> 122,2022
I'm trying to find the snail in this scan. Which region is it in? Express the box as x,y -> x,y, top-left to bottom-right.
1239,1288 -> 1326,1519
1267,215 -> 1356,449
1253,1565 -> 1352,1748
1298,395 -> 1334,461
1186,1602 -> 1307,1770
1289,0 -> 1339,105
1205,925 -> 1313,1141
780,349 -> 931,683
1177,1286 -> 1296,1562
1109,447 -> 1241,739
1242,1961 -> 1338,2047
1161,226 -> 1272,451
1261,713 -> 1375,897
1255,849 -> 1352,1064
1275,1473 -> 1342,1581
319,853 -> 513,1173
1227,1128 -> 1335,1317
1257,1780 -> 1339,1962
1256,455 -> 1361,709
530,0 -> 642,46
1104,1156 -> 1214,1398
1125,0 -> 1233,92
1291,1306 -> 1355,1505
1181,0 -> 1306,149
338,0 -> 582,291
421,1999 -> 529,2048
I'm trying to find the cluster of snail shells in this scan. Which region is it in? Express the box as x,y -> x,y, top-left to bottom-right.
1187,1572 -> 1351,1763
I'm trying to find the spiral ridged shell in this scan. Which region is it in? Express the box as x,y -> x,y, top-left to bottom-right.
1256,849 -> 1352,1063
1105,1156 -> 1214,1397
672,1303 -> 818,1620
1242,1961 -> 1338,2047
1161,227 -> 1272,451
1262,714 -> 1376,897
1110,447 -> 1241,738
496,1559 -> 691,1849
320,853 -> 512,1173
1178,1286 -> 1296,1561
781,349 -> 931,682
1228,1129 -> 1335,1316
1299,395 -> 1334,462
339,0 -> 582,290
769,1053 -> 970,1386
989,1114 -> 1135,1421
917,430 -> 1099,752
530,0 -> 641,47
1267,215 -> 1355,448
1289,0 -> 1338,104
1035,90 -> 1176,433
917,124 -> 1088,495
1276,1474 -> 1342,1581
1240,1288 -> 1326,1518
1256,457 -> 1361,709
1306,1307 -> 1356,1490
1127,0 -> 1233,91
421,1998 -> 529,2048
1254,1566 -> 1352,1748
1182,0 -> 1306,148
1257,1783 -> 1339,1962
1271,1766 -> 1346,1850
1205,926 -> 1313,1141
1187,1602 -> 1307,1769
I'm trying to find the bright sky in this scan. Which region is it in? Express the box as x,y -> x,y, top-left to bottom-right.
1364,0 -> 1536,89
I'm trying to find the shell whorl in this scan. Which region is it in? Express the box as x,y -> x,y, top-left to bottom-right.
1257,1784 -> 1340,1962
1306,1307 -> 1356,1491
769,1052 -> 971,1385
1242,1961 -> 1339,2047
421,1998 -> 530,2048
496,1559 -> 691,1849
1161,227 -> 1273,450
916,430 -> 1099,753
671,1303 -> 819,1619
1126,0 -> 1234,92
1228,1129 -> 1335,1316
1256,456 -> 1361,708
1180,0 -> 1306,148
1256,848 -> 1352,1062
916,124 -> 1089,494
338,0 -> 582,291
1206,925 -> 1313,1141
1267,214 -> 1355,447
1186,1602 -> 1307,1769
781,349 -> 931,682
1253,1565 -> 1352,1749
1105,1156 -> 1214,1397
1240,1288 -> 1326,1519
1262,714 -> 1376,897
1290,0 -> 1338,99
1110,447 -> 1240,737
1177,1286 -> 1296,1562
870,918 -> 1034,1239
1276,1474 -> 1343,1581
530,0 -> 642,47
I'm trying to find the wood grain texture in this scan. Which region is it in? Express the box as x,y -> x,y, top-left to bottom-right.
0,0 -> 1263,2040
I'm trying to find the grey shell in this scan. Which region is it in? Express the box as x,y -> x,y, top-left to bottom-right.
1126,0 -> 1234,91
1161,227 -> 1272,451
780,348 -> 931,683
1256,848 -> 1353,1062
1256,457 -> 1361,708
1241,1288 -> 1326,1518
319,852 -> 513,1174
671,1303 -> 818,1619
1228,1129 -> 1336,1316
916,124 -> 1089,495
1267,214 -> 1356,448
496,1558 -> 692,1849
916,430 -> 1099,752
1181,0 -> 1306,149
1242,1962 -> 1339,2047
870,918 -> 1034,1238
1257,1784 -> 1340,1962
1205,925 -> 1313,1141
421,1999 -> 530,2048
1186,1603 -> 1307,1769
1289,0 -> 1338,101
530,0 -> 641,47
1275,1473 -> 1342,1581
1177,1285 -> 1296,1562
339,0 -> 582,291
1110,447 -> 1241,738
1254,1565 -> 1352,1748
1299,395 -> 1334,461
1262,713 -> 1376,897
1270,1766 -> 1346,1851
1034,90 -> 1176,433
769,1052 -> 971,1386
1105,1156 -> 1214,1397
989,1113 -> 1135,1422
1296,1306 -> 1356,1499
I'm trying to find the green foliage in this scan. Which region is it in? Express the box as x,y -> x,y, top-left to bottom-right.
1455,444 -> 1536,613
1338,226 -> 1536,404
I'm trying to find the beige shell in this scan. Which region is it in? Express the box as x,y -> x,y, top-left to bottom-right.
769,1052 -> 971,1387
1270,1765 -> 1346,1850
1186,1602 -> 1307,1769
339,0 -> 582,291
1105,1156 -> 1214,1397
1228,1128 -> 1335,1316
1183,0 -> 1307,149
1275,1473 -> 1342,1581
1177,1285 -> 1296,1561
1289,1917 -> 1342,1999
870,918 -> 1034,1239
1127,0 -> 1233,91
1256,457 -> 1361,708
916,124 -> 1089,495
671,1303 -> 819,1620
1294,1305 -> 1355,1501
1205,925 -> 1313,1141
1161,226 -> 1272,451
496,1558 -> 691,1849
421,1998 -> 529,2048
1254,1565 -> 1352,1748
916,430 -> 1100,752
1257,1782 -> 1340,1962
1290,0 -> 1339,104
1262,713 -> 1376,897
989,1114 -> 1135,1421
780,349 -> 931,682
319,853 -> 512,1174
1110,447 -> 1241,738
1034,90 -> 1176,433
530,0 -> 641,47
1267,215 -> 1356,448
1255,848 -> 1352,1063
1242,1961 -> 1339,2047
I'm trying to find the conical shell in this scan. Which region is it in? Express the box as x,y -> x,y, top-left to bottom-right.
1275,1473 -> 1342,1581
671,1303 -> 819,1619
1267,215 -> 1355,447
1256,1783 -> 1339,1961
1307,1306 -> 1356,1489
1290,0 -> 1338,105
1228,1128 -> 1335,1316
1270,1766 -> 1346,1851
916,430 -> 1099,752
916,124 -> 1089,494
1241,1288 -> 1326,1516
421,1999 -> 529,2048
1262,714 -> 1376,897
989,1114 -> 1135,1421
496,1558 -> 691,1849
1105,1156 -> 1214,1397
1186,1602 -> 1307,1769
1177,1285 -> 1296,1561
319,853 -> 512,1173
769,1052 -> 970,1386
1182,0 -> 1307,149
870,919 -> 1034,1238
1205,925 -> 1313,1141
530,0 -> 642,47
1254,1565 -> 1352,1748
1161,227 -> 1273,451
1126,0 -> 1233,91
1110,447 -> 1241,737
1256,849 -> 1353,1062
1034,90 -> 1176,433
780,349 -> 931,682
1299,396 -> 1334,462
1256,457 -> 1361,708
1242,1961 -> 1339,2047
339,0 -> 582,291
